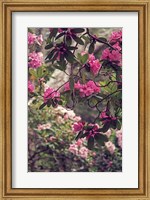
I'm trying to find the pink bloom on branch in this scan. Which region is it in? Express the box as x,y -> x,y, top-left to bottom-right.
28,32 -> 36,45
28,80 -> 35,93
28,51 -> 43,68
88,54 -> 101,75
79,81 -> 100,97
101,48 -> 122,66
73,122 -> 84,132
64,80 -> 100,97
44,87 -> 60,103
109,30 -> 122,43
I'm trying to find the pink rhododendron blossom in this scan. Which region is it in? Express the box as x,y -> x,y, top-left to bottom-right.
116,128 -> 122,148
28,32 -> 43,45
112,42 -> 121,51
105,141 -> 116,154
101,48 -> 121,66
86,124 -> 100,139
64,80 -> 100,97
37,123 -> 51,130
109,30 -> 122,43
88,54 -> 101,75
73,122 -> 84,132
28,80 -> 35,93
28,32 -> 36,45
44,87 -> 60,103
28,52 -> 43,68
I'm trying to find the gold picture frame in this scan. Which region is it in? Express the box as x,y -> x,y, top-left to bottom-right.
0,0 -> 150,199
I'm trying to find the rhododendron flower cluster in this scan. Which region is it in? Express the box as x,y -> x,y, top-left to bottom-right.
28,32 -> 43,45
64,80 -> 100,97
101,30 -> 122,66
101,48 -> 122,65
44,87 -> 60,103
109,30 -> 122,44
69,139 -> 89,158
28,80 -> 35,93
28,51 -> 43,68
88,54 -> 101,75
53,106 -> 81,122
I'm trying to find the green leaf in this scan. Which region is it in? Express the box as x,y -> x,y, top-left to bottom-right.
39,102 -> 47,110
81,54 -> 88,64
108,101 -> 115,117
45,49 -> 57,60
37,67 -> 43,78
69,77 -> 74,91
75,131 -> 83,140
72,35 -> 84,45
68,46 -> 78,51
29,68 -> 37,78
55,32 -> 65,40
66,35 -> 72,46
94,133 -> 108,146
55,65 -> 66,71
87,136 -> 94,150
71,28 -> 85,33
49,28 -> 58,39
88,42 -> 95,54
116,120 -> 122,130
98,37 -> 107,43
110,120 -> 117,129
45,43 -> 53,50
64,51 -> 76,63
97,122 -> 110,133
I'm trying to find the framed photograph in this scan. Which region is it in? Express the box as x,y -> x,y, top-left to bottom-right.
0,0 -> 150,199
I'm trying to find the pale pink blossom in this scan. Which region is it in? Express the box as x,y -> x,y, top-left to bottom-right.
79,147 -> 89,158
28,80 -> 35,93
28,51 -> 43,68
116,128 -> 122,148
49,136 -> 56,142
105,141 -> 116,154
37,123 -> 51,130
103,129 -> 112,138
56,115 -> 64,124
69,139 -> 89,159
